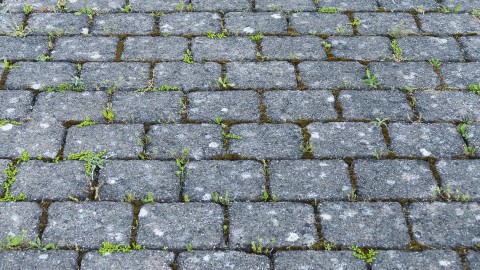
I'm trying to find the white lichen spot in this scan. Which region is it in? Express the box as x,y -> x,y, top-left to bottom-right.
38,254 -> 49,260
202,193 -> 212,200
403,72 -> 416,80
271,13 -> 282,19
209,142 -> 219,148
0,123 -> 13,131
243,27 -> 254,34
107,178 -> 117,184
327,96 -> 335,102
386,179 -> 396,185
310,132 -> 320,139
320,213 -> 332,220
153,228 -> 164,237
419,148 -> 432,157
6,108 -> 15,113
221,108 -> 229,112
241,172 -> 251,179
439,260 -> 451,267
31,83 -> 42,90
286,232 -> 299,242
203,254 -> 211,262
40,123 -> 50,128
81,28 -> 89,35
90,51 -> 102,59
138,208 -> 149,217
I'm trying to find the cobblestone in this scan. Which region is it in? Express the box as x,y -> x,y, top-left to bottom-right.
415,90 -> 480,121
0,251 -> 78,270
290,12 -> 353,35
261,36 -> 326,61
122,37 -> 187,61
226,62 -> 297,89
0,36 -> 49,60
82,251 -> 174,269
397,36 -> 463,61
329,36 -> 391,60
159,12 -> 221,35
192,37 -> 257,61
0,202 -> 41,241
92,13 -> 155,35
27,13 -> 89,35
356,12 -> 418,35
81,62 -> 150,91
441,62 -> 480,89
225,12 -> 288,34
378,0 -> 439,10
275,251 -> 367,270
154,62 -> 221,91
419,13 -> 480,35
177,251 -> 270,270
299,61 -> 365,89
51,37 -> 118,61
372,250 -> 463,270
0,91 -> 33,119
436,160 -> 480,200
369,62 -> 440,89
5,62 -> 77,90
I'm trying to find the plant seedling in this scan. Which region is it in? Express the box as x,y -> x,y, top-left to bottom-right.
102,104 -> 115,124
75,5 -> 95,20
318,7 -> 338,13
183,49 -> 194,64
23,5 -> 32,15
469,83 -> 480,95
250,33 -> 264,41
78,116 -> 95,127
428,58 -> 442,68
347,17 -> 361,26
363,69 -> 379,89
216,77 -> 235,89
120,5 -> 132,12
3,59 -> 20,69
351,246 -> 378,263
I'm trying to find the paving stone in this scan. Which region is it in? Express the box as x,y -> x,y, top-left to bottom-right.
261,36 -> 326,60
81,251 -> 175,270
290,12 -> 353,35
0,90 -> 33,119
329,36 -> 391,60
378,0 -> 439,10
307,122 -> 386,158
112,92 -> 183,123
467,125 -> 480,151
0,251 -> 78,270
415,90 -> 480,121
319,202 -> 409,248
184,160 -> 264,201
356,12 -> 418,35
460,36 -> 480,61
270,160 -> 350,200
147,124 -> 223,160
5,62 -> 77,90
226,62 -> 297,89
229,124 -> 303,159
129,0 -> 187,11
354,160 -> 437,199
372,250 -> 463,270
33,91 -> 107,122
0,202 -> 41,241
159,12 -> 221,35
178,251 -> 270,270
442,0 -> 480,11
27,13 -> 89,35
92,13 -> 155,35
436,160 -> 480,200
229,202 -> 317,248
154,62 -> 221,91
66,0 -> 124,11
419,13 -> 480,35
255,0 -> 316,11
369,62 -> 439,89
43,202 -> 133,248
64,124 -> 144,159
11,161 -> 88,201
225,12 -> 288,34
1,0 -> 58,12
188,91 -> 259,121
0,122 -> 63,158
275,251 -> 367,270
0,13 -> 25,35
192,37 -> 257,61
389,123 -> 464,158
137,203 -> 224,249
0,36 -> 49,60
408,202 -> 480,247
264,90 -> 336,121
299,61 -> 365,89
467,251 -> 480,270
51,37 -> 118,61
0,160 -> 10,197
340,90 -> 411,120
442,62 -> 480,89
82,62 -> 150,91
318,0 -> 377,11
98,160 -> 180,202
191,0 -> 251,11
122,36 -> 187,61
397,36 -> 463,61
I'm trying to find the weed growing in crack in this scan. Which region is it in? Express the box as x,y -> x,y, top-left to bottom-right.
428,58 -> 442,68
36,54 -> 52,62
141,192 -> 155,203
351,246 -> 378,263
323,241 -> 335,251
3,59 -> 20,70
99,242 -> 144,256
174,148 -> 190,178
390,40 -> 404,61
211,191 -> 230,206
431,183 -> 471,202
320,40 -> 332,49
251,238 -> 276,255
469,83 -> 480,95
0,120 -> 21,127
102,103 -> 115,124
206,30 -> 226,39
250,33 -> 264,41
44,77 -> 87,92
74,5 -> 95,20
216,77 -> 235,89
300,141 -> 315,154
222,131 -> 243,141
370,118 -> 388,127
183,194 -> 191,202
347,17 -> 361,26
364,69 -> 379,89
120,5 -> 132,12
0,151 -> 30,202
346,188 -> 358,201
78,116 -> 96,128
0,230 -> 58,251
183,49 -> 195,64
23,4 -> 32,15
464,145 -> 478,158
318,7 -> 338,13
261,185 -> 278,201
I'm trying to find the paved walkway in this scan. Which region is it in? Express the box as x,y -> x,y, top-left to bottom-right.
0,0 -> 480,269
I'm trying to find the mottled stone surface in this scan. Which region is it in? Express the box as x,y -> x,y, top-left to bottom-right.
0,251 -> 78,270
81,251 -> 174,270
178,251 -> 270,270
0,202 -> 41,241
372,250 -> 463,270
275,251 -> 367,270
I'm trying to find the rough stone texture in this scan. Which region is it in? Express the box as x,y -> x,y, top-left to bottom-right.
369,62 -> 440,89
0,202 -> 41,241
0,36 -> 49,60
419,13 -> 480,35
1,0 -> 58,12
66,0 -> 124,11
0,13 -> 24,35
0,160 -> 10,196
229,203 -> 317,248
408,202 -> 480,247
159,12 -> 221,35
137,203 -> 224,249
397,36 -> 463,61
226,62 -> 296,89
225,12 -> 288,34
299,61 -> 365,89
378,0 -> 439,10
27,13 -> 89,35
129,0 -> 187,11
460,36 -> 480,61
415,90 -> 480,121
436,160 -> 480,200
255,0 -> 316,11
329,36 -> 391,60
5,62 -> 77,90
319,202 -> 410,248
0,90 -> 33,119
261,36 -> 326,60
192,37 -> 257,61
51,37 -> 118,61
467,252 -> 480,270
178,251 -> 269,270
0,251 -> 78,270
81,251 -> 174,270
42,202 -> 133,248
318,0 -> 377,11
154,62 -> 221,91
356,12 -> 418,35
372,250 -> 463,270
290,12 -> 353,35
467,125 -> 480,153
191,0 -> 251,11
275,251 -> 367,270
92,13 -> 155,35
441,62 -> 480,89
82,62 -> 150,91
122,37 -> 187,61
442,0 -> 480,11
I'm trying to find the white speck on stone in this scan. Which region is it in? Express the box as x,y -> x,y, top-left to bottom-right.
311,132 -> 319,139
40,123 -> 50,128
203,254 -> 211,262
241,172 -> 251,179
38,254 -> 49,260
403,72 -> 416,80
202,193 -> 212,200
420,148 -> 432,157
107,178 -> 117,184
153,228 -> 164,237
0,123 -> 13,131
272,218 -> 279,226
81,28 -> 89,35
31,83 -> 42,90
212,14 -> 220,19
320,213 -> 332,220
358,132 -> 365,137
439,260 -> 451,266
387,180 -> 396,185
6,108 -> 15,113
209,142 -> 219,148
286,232 -> 299,242
327,96 -> 335,102
138,208 -> 149,217
271,13 -> 282,19
221,108 -> 229,112
243,27 -> 254,34
90,51 -> 102,59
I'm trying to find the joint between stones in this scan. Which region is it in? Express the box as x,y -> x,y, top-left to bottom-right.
129,201 -> 141,247
37,201 -> 51,240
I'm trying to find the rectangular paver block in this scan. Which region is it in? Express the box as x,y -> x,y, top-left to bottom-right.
191,0 -> 251,11
255,0 -> 316,11
372,250 -> 463,270
159,12 -> 221,35
122,37 -> 187,61
0,202 -> 41,241
225,12 -> 288,34
415,90 -> 480,121
51,37 -> 118,61
419,13 -> 480,35
81,251 -> 174,270
154,62 -> 221,91
0,251 -> 78,270
0,36 -> 49,60
66,0 -> 124,11
178,251 -> 270,270
378,0 -> 438,10
192,37 -> 257,61
27,13 -> 89,35
460,36 -> 480,61
275,251 -> 367,270
369,62 -> 439,89
356,12 -> 418,35
299,61 -> 365,89
129,0 -> 187,11
226,62 -> 297,89
290,12 -> 353,35
318,0 -> 377,11
0,13 -> 24,35
261,36 -> 326,60
0,90 -> 33,119
436,160 -> 480,202
329,36 -> 391,60
81,62 -> 150,91
396,36 -> 463,61
5,62 -> 77,90
441,62 -> 480,88
92,13 -> 155,35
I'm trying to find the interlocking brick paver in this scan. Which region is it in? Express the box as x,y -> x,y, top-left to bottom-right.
225,12 -> 288,34
51,37 -> 118,61
122,37 -> 187,61
255,0 -> 315,11
0,90 -> 33,119
299,61 -> 365,89
369,62 -> 440,89
467,125 -> 480,151
192,37 -> 257,61
0,202 -> 41,241
459,36 -> 480,61
372,250 -> 463,270
66,0 -> 124,12
0,251 -> 78,270
415,90 -> 480,121
318,0 -> 377,11
419,13 -> 480,35
227,62 -> 296,89
92,13 -> 155,35
436,160 -> 480,200
82,62 -> 150,91
154,62 -> 221,91
5,62 -> 77,90
0,36 -> 49,60
397,36 -> 463,61
442,0 -> 480,11
275,251 -> 367,270
81,251 -> 174,270
262,36 -> 326,61
1,0 -> 58,12
290,12 -> 353,35
378,0 -> 438,10
159,12 -> 221,35
27,13 -> 89,35
0,13 -> 24,35
356,12 -> 418,35
129,0 -> 186,11
467,252 -> 480,270
329,36 -> 391,60
191,0 -> 251,11
178,251 -> 270,270
441,62 -> 480,89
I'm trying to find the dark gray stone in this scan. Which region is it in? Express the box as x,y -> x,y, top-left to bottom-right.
460,36 -> 480,61
442,0 -> 480,11
82,62 -> 150,91
225,12 -> 288,34
356,12 -> 418,35
178,251 -> 269,270
0,13 -> 24,35
318,0 -> 377,11
441,62 -> 480,89
92,13 -> 155,35
378,0 -> 438,10
0,36 -> 49,60
81,251 -> 174,270
0,251 -> 78,270
0,160 -> 10,196
51,37 -> 118,61
66,0 -> 124,11
290,12 -> 353,34
226,62 -> 296,89
0,90 -> 33,119
159,12 -> 221,35
0,202 -> 41,241
436,160 -> 480,200
467,251 -> 480,270
329,36 -> 391,60
275,251 -> 367,270
1,0 -> 58,12
122,37 -> 187,61
192,37 -> 257,61
467,125 -> 480,153
27,13 -> 89,35
256,0 -> 315,11
129,0 -> 186,11
5,62 -> 77,90
191,0 -> 251,11
397,36 -> 463,61
415,90 -> 480,121
369,62 -> 439,89
154,62 -> 221,91
261,36 -> 326,60
419,13 -> 480,35
299,61 -> 365,89
372,250 -> 463,270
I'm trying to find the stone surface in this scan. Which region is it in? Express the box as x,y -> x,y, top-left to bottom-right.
226,62 -> 296,89
192,37 -> 257,61
159,12 -> 221,35
0,202 -> 41,241
81,251 -> 174,270
290,13 -> 353,35
460,36 -> 480,61
177,251 -> 270,270
441,62 -> 480,89
225,12 -> 288,34
397,36 -> 463,61
92,13 -> 155,35
299,61 -> 365,89
329,36 -> 391,60
27,13 -> 89,35
467,125 -> 480,154
261,36 -> 326,60
0,36 -> 49,60
0,251 -> 78,270
0,160 -> 10,196
0,13 -> 24,35
191,0 -> 251,11
372,250 -> 463,270
419,13 -> 480,35
415,90 -> 480,121
1,0 -> 58,12
0,90 -> 33,119
356,12 -> 418,35
467,251 -> 480,270
122,37 -> 187,61
275,251 -> 367,270
129,0 -> 187,11
81,62 -> 150,91
369,62 -> 440,89
255,0 -> 316,11
66,0 -> 124,11
436,160 -> 480,200
154,62 -> 221,91
51,37 -> 118,61
378,0 -> 439,10
5,62 -> 77,90
318,0 -> 377,11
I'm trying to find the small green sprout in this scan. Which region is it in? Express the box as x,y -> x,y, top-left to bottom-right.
99,242 -> 144,256
175,148 -> 190,178
78,116 -> 96,128
364,69 -> 379,89
186,244 -> 192,251
120,5 -> 132,12
23,5 -> 32,15
390,40 -> 404,61
36,54 -> 52,62
211,191 -> 230,206
347,17 -> 361,26
250,33 -> 264,41
183,49 -> 194,64
428,58 -> 442,68
351,246 -> 378,263
74,5 -> 95,20
102,104 -> 115,124
0,120 -> 21,127
222,131 -> 243,140
216,77 -> 235,89
469,83 -> 480,95
300,141 -> 315,154
141,192 -> 155,203
3,59 -> 20,69
318,7 -> 338,13
183,194 -> 191,202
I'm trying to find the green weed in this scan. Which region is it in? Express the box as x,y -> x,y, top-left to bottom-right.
364,69 -> 379,89
74,5 -> 95,20
99,242 -> 144,256
3,59 -> 20,69
78,116 -> 96,128
318,7 -> 338,13
216,77 -> 235,89
351,246 -> 378,263
183,49 -> 195,64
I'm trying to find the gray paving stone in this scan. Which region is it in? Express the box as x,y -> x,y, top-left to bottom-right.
191,0 -> 251,11
419,13 -> 480,35
178,251 -> 270,270
98,160 -> 180,202
369,62 -> 439,89
51,37 -> 118,61
372,250 -> 463,270
129,0 -> 187,11
0,90 -> 33,119
184,160 -> 264,202
66,0 -> 124,11
0,36 -> 49,60
318,0 -> 377,11
82,62 -> 150,91
147,124 -> 223,160
33,91 -> 107,122
264,90 -> 336,121
299,61 -> 365,89
408,202 -> 480,247
27,13 -> 89,35
356,12 -> 418,35
442,62 -> 480,89
225,12 -> 288,34
11,161 -> 88,201
0,160 -> 10,196
389,123 -> 464,158
290,12 -> 353,35
122,36 -> 187,61
0,13 -> 24,35
192,37 -> 257,61
5,62 -> 77,90
229,202 -> 317,248
1,0 -> 58,12
229,124 -> 303,159
159,12 -> 221,35
0,122 -> 63,158
64,124 -> 144,159
378,0 -> 438,10
467,251 -> 480,270
340,90 -> 411,121
255,0 -> 316,11
0,251 -> 78,270
0,202 -> 41,241
397,36 -> 463,61
442,0 -> 480,11
92,13 -> 155,35
354,160 -> 437,199
43,202 -> 133,248
188,91 -> 259,121
227,62 -> 296,89
275,251 -> 367,270
460,36 -> 480,61
329,36 -> 391,60
154,62 -> 221,91
113,92 -> 183,123
307,122 -> 386,158
319,202 -> 410,248
270,160 -> 350,200
261,36 -> 326,60
415,90 -> 480,121
467,125 -> 480,151
81,251 -> 175,270
436,160 -> 480,200
137,203 -> 224,249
